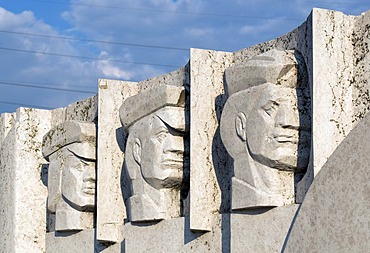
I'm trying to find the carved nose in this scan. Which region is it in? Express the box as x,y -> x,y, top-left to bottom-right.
164,135 -> 184,154
275,105 -> 299,130
83,165 -> 96,182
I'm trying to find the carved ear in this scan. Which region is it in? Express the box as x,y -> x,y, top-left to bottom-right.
133,138 -> 141,165
236,112 -> 247,141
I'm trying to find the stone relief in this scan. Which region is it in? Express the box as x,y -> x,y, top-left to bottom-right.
119,85 -> 189,222
42,120 -> 96,231
220,49 -> 311,210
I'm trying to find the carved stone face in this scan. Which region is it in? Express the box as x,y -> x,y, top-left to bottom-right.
61,149 -> 96,210
241,83 -> 310,170
130,106 -> 186,190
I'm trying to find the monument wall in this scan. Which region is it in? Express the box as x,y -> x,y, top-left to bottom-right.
0,7 -> 370,253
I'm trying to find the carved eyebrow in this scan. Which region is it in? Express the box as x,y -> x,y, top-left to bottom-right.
156,116 -> 185,135
261,100 -> 279,109
66,148 -> 96,163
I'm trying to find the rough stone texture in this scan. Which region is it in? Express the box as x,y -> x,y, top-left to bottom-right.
120,85 -> 187,222
284,111 -> 370,253
2,7 -> 370,253
139,65 -> 189,92
42,121 -> 97,233
232,8 -> 366,203
0,95 -> 97,252
46,229 -> 104,253
352,10 -> 370,123
0,108 -> 53,253
97,79 -> 139,243
124,216 -> 224,252
310,8 -> 355,177
233,12 -> 313,203
231,205 -> 299,252
0,112 -> 15,142
65,95 -> 98,122
189,48 -> 234,231
221,49 -> 310,210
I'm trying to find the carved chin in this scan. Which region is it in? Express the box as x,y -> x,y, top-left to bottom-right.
161,177 -> 183,188
64,192 -> 95,211
251,147 -> 301,171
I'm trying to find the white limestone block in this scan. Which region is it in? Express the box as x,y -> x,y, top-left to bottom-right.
65,95 -> 98,122
0,108 -> 54,252
189,48 -> 233,231
124,216 -> 223,252
284,111 -> 370,252
0,112 -> 15,142
46,229 -> 104,253
221,49 -> 310,210
120,85 -> 188,222
231,205 -> 299,252
232,8 -> 365,203
42,121 -> 97,232
233,12 -> 314,204
96,79 -> 139,243
139,65 -> 189,92
352,9 -> 370,123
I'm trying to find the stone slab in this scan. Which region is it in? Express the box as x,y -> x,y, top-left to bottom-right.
97,79 -> 139,243
124,216 -> 224,252
233,10 -> 313,204
232,8 -> 368,203
284,111 -> 370,253
352,9 -> 370,123
231,205 -> 299,252
0,108 -> 54,253
46,229 -> 104,253
189,48 -> 233,231
65,95 -> 98,122
139,65 -> 189,92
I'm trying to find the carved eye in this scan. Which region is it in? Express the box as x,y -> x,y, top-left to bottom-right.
262,101 -> 279,117
74,162 -> 85,172
156,127 -> 169,143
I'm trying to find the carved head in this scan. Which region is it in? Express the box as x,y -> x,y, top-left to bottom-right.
42,121 -> 96,212
221,49 -> 310,170
120,85 -> 187,191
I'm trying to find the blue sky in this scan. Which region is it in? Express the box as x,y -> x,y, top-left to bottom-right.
0,0 -> 369,114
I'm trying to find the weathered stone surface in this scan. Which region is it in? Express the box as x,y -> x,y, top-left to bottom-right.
233,11 -> 314,204
42,121 -> 97,232
189,48 -> 233,231
232,8 -> 369,203
2,7 -> 370,253
65,95 -> 98,122
96,78 -> 139,243
221,49 -> 310,210
352,10 -> 370,123
231,205 -> 299,252
139,65 -> 189,92
0,112 -> 15,142
0,108 -> 54,252
120,85 -> 188,222
0,95 -> 97,252
284,111 -> 370,253
124,216 -> 224,252
46,229 -> 103,253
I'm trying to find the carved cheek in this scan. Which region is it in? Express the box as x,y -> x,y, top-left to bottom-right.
61,166 -> 82,202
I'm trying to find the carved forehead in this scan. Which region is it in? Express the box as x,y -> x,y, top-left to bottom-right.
252,83 -> 298,106
221,83 -> 297,129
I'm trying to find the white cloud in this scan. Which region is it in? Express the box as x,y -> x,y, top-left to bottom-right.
1,0 -> 367,113
184,27 -> 214,37
240,19 -> 281,35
